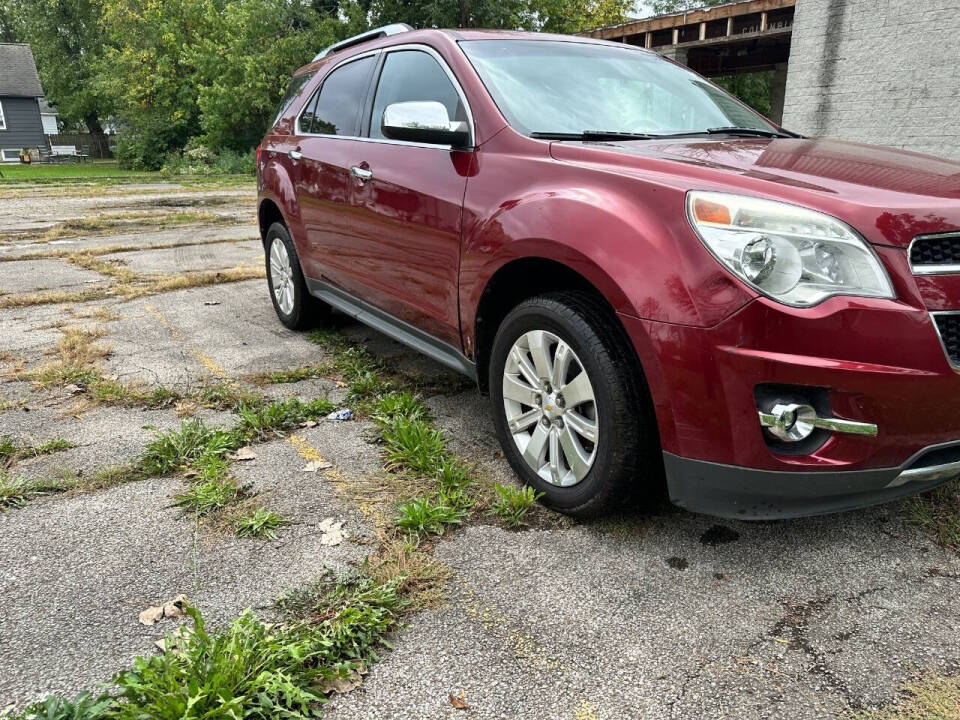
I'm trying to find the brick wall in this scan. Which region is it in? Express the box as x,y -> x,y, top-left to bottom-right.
782,0 -> 960,160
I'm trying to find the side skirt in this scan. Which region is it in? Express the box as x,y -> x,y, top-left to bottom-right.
305,277 -> 477,381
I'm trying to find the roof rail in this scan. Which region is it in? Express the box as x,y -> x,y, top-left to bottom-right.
313,23 -> 413,61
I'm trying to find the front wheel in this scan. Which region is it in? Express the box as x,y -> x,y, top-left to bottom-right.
264,222 -> 328,330
489,292 -> 661,517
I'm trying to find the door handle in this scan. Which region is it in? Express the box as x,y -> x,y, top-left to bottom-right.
289,150 -> 303,160
350,165 -> 373,181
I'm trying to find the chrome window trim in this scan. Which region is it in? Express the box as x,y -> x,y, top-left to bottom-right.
930,310 -> 960,371
908,232 -> 960,275
296,43 -> 475,151
295,49 -> 381,137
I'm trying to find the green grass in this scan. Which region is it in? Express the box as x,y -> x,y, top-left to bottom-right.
903,480 -> 960,549
10,573 -> 404,720
234,397 -> 335,441
382,418 -> 447,476
490,483 -> 543,529
172,478 -> 250,516
394,496 -> 465,537
0,436 -> 74,468
139,419 -> 242,477
235,507 -> 290,540
0,161 -> 158,183
850,672 -> 960,719
0,475 -> 34,510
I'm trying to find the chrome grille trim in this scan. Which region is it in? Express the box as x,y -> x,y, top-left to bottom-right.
909,232 -> 960,275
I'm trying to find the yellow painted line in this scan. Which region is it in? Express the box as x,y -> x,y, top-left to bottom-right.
287,432 -> 388,529
144,303 -> 229,380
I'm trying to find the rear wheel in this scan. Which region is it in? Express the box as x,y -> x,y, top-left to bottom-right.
264,222 -> 328,330
489,292 -> 660,516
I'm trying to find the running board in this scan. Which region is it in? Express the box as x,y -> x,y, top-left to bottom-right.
305,278 -> 477,381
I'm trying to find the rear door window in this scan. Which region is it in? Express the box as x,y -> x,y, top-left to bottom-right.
308,55 -> 377,136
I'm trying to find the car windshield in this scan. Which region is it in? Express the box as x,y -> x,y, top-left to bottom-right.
459,39 -> 778,138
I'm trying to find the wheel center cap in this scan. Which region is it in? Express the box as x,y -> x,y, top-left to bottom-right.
543,393 -> 563,420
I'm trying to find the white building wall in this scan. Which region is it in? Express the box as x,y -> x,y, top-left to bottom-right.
782,0 -> 960,160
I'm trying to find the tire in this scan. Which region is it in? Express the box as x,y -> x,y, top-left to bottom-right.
489,291 -> 661,517
264,222 -> 329,330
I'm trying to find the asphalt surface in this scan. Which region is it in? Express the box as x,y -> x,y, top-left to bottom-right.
1,180 -> 959,717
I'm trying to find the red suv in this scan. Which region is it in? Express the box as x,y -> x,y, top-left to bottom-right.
257,25 -> 960,520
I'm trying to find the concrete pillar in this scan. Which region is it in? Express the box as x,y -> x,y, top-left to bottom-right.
769,62 -> 789,125
658,46 -> 690,65
644,32 -> 652,48
699,22 -> 707,41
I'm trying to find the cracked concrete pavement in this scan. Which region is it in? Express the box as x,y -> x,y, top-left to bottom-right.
1,180 -> 959,717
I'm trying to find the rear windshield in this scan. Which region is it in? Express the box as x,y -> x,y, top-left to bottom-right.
273,72 -> 316,127
459,40 -> 775,137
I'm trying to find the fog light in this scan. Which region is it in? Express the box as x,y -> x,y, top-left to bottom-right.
760,402 -> 817,442
758,402 -> 879,441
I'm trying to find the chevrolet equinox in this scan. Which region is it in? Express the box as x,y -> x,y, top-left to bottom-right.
257,25 -> 960,519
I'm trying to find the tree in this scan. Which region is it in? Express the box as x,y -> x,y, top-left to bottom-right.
0,0 -> 23,42
531,0 -> 632,34
12,0 -> 110,148
650,0 -> 726,15
190,0 -> 346,152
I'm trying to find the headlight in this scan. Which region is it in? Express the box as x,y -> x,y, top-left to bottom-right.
687,191 -> 895,307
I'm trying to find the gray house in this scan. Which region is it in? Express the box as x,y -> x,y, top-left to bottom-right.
0,43 -> 47,162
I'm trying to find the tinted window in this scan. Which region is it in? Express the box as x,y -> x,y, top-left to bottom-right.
460,40 -> 776,136
311,55 -> 376,136
274,72 -> 315,127
369,50 -> 466,141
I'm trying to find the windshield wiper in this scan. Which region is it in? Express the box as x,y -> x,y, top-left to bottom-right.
530,130 -> 656,141
704,126 -> 793,138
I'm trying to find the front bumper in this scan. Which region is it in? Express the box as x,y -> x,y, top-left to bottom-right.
619,290 -> 960,518
664,444 -> 960,520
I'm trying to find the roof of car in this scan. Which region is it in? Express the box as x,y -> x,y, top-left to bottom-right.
294,27 -> 630,76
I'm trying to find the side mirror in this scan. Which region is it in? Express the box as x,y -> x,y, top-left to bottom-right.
381,101 -> 471,149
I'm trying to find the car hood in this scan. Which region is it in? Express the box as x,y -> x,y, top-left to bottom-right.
550,137 -> 960,247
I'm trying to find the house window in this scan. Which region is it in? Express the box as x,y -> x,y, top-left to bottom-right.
0,100 -> 6,130
1,149 -> 21,162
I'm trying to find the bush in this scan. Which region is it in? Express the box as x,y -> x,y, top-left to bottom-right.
161,143 -> 255,176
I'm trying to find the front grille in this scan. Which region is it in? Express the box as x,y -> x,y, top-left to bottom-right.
911,233 -> 960,271
933,313 -> 960,368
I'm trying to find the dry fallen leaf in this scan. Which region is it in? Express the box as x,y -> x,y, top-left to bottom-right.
63,384 -> 83,395
449,693 -> 470,710
300,420 -> 318,428
302,460 -> 333,473
139,594 -> 188,626
318,668 -> 363,694
318,517 -> 345,546
233,447 -> 257,461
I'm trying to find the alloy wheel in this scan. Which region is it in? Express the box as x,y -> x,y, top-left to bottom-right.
502,330 -> 599,487
269,237 -> 295,315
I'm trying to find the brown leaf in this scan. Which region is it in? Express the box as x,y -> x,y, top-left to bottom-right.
232,447 -> 257,461
301,460 -> 332,473
449,693 -> 470,710
139,594 -> 188,625
300,420 -> 318,428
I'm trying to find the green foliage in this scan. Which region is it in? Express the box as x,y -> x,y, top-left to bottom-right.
649,0 -> 727,14
11,691 -> 113,720
234,397 -> 335,441
0,475 -> 33,510
162,145 -> 256,177
491,482 -> 543,528
235,507 -> 290,539
374,391 -> 430,426
382,417 -> 447,475
173,478 -> 250,515
711,71 -> 774,119
12,0 -> 109,134
531,0 -> 632,33
11,574 -> 403,720
139,419 -> 243,477
904,480 -> 960,550
394,495 -> 465,536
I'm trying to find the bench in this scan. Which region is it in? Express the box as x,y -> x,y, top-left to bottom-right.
47,145 -> 90,163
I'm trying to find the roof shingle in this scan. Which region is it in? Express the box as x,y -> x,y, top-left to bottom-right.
0,43 -> 44,97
